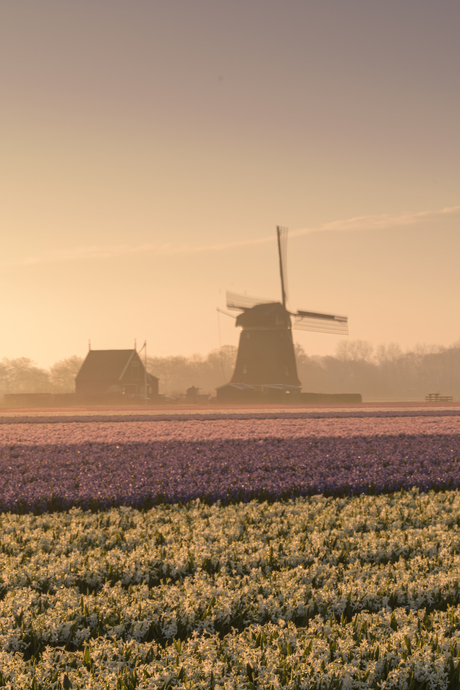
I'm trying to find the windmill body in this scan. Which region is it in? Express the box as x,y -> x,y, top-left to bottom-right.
231,302 -> 301,387
218,226 -> 348,400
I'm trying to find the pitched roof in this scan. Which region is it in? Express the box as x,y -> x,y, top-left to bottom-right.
76,349 -> 137,382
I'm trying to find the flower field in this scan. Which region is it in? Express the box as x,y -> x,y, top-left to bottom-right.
1,407 -> 460,688
1,410 -> 460,512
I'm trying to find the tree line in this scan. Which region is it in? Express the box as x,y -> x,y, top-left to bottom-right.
0,356 -> 83,396
1,340 -> 460,401
296,340 -> 460,401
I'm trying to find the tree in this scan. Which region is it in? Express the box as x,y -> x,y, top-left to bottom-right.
49,356 -> 84,393
0,358 -> 51,394
147,346 -> 237,396
335,339 -> 374,362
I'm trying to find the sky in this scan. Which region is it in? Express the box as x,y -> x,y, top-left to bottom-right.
1,0 -> 459,368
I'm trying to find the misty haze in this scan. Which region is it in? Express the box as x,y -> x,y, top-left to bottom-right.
2,1 -> 460,687
1,340 -> 460,403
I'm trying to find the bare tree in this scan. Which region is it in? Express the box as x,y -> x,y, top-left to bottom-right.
49,356 -> 84,393
147,346 -> 237,396
0,358 -> 51,394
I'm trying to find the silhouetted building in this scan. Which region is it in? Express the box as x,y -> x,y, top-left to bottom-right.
231,302 -> 301,388
76,349 -> 158,398
186,386 -> 199,402
218,227 -> 351,403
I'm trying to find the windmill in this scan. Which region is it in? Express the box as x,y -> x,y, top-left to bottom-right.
222,226 -> 348,392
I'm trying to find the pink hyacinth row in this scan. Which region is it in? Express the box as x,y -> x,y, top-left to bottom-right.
1,413 -> 459,445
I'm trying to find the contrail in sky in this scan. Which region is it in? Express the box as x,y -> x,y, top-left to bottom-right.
291,205 -> 460,237
3,205 -> 459,268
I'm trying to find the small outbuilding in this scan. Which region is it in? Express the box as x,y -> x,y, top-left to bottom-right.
75,349 -> 158,398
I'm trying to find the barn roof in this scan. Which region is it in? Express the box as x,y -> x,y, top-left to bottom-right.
76,349 -> 158,382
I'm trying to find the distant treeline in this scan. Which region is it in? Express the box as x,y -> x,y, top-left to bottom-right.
1,341 -> 460,401
0,356 -> 83,396
146,346 -> 237,398
147,340 -> 460,400
297,340 -> 460,401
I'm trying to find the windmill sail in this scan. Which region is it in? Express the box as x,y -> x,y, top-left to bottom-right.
293,310 -> 348,335
277,225 -> 289,308
226,291 -> 272,311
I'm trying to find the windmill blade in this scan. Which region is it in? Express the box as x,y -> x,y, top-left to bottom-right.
293,310 -> 348,335
216,307 -> 236,319
276,226 -> 289,308
226,291 -> 272,311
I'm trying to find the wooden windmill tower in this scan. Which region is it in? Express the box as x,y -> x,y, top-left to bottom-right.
221,226 -> 348,394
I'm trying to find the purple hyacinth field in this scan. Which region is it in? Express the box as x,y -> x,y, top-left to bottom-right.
1,406 -> 460,513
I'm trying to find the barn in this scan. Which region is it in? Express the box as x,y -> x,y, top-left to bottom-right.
75,349 -> 158,398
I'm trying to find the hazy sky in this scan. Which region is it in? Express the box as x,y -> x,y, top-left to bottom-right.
1,1 -> 459,367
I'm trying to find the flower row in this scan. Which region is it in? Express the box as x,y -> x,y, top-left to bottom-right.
1,413 -> 460,445
1,432 -> 460,512
0,493 -> 460,651
2,492 -> 460,687
1,491 -> 460,592
2,603 -> 460,688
